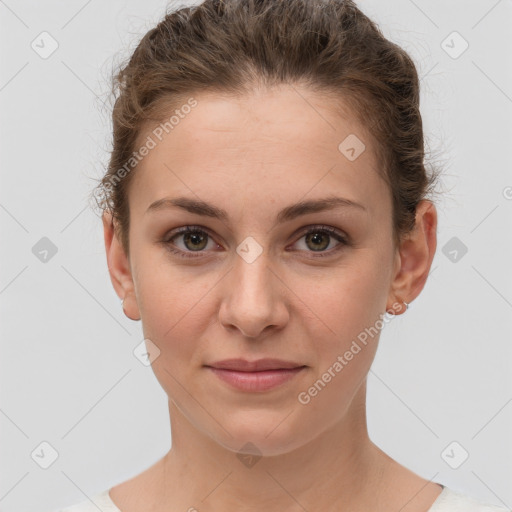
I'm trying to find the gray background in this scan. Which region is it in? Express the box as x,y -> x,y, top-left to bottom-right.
1,0 -> 511,511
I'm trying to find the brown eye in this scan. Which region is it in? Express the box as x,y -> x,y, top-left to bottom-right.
181,230 -> 208,251
304,231 -> 331,252
291,225 -> 349,257
163,226 -> 218,259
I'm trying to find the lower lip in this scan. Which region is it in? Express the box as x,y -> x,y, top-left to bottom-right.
206,366 -> 306,392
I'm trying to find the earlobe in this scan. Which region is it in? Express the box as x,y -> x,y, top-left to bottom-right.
102,211 -> 141,321
386,200 -> 437,314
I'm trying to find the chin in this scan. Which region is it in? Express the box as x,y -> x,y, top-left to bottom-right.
209,411 -> 311,458
218,435 -> 304,459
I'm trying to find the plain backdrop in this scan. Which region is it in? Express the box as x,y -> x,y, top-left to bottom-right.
1,1 -> 511,511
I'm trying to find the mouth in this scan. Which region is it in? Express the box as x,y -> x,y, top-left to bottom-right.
205,358 -> 306,371
204,358 -> 307,392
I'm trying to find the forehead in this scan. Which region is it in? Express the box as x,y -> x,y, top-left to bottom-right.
129,85 -> 388,218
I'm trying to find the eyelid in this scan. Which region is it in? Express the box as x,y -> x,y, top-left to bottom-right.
164,224 -> 348,243
162,224 -> 349,259
287,225 -> 349,257
292,224 -> 348,242
164,225 -> 221,255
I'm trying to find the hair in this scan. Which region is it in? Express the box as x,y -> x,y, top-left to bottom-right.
92,0 -> 442,258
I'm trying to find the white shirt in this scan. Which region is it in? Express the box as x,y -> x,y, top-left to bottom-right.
54,486 -> 511,512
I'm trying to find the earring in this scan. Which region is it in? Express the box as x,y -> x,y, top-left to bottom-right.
388,298 -> 409,315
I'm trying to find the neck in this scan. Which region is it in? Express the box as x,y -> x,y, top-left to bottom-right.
153,379 -> 389,511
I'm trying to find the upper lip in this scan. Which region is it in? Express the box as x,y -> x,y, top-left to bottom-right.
206,358 -> 305,371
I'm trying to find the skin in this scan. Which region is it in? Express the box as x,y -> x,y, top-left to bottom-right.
103,84 -> 439,512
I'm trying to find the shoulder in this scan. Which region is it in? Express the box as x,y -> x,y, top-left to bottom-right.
429,487 -> 510,512
49,490 -> 121,512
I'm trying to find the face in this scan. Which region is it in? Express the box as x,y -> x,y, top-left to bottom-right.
107,85 -> 410,456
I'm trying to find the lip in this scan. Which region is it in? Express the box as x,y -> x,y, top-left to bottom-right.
206,358 -> 305,371
204,358 -> 307,392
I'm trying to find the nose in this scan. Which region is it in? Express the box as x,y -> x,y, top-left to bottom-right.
218,249 -> 289,339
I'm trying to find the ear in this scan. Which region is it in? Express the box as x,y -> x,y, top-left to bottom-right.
386,200 -> 437,315
102,211 -> 141,321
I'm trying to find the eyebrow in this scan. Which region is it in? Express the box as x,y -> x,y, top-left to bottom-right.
146,196 -> 367,224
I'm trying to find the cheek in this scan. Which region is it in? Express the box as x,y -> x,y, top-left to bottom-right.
134,240 -> 195,302
134,256 -> 219,353
292,267 -> 385,420
288,255 -> 391,402
133,264 -> 216,404
293,253 -> 389,336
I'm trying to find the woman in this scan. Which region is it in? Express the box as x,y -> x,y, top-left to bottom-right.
55,0 -> 509,511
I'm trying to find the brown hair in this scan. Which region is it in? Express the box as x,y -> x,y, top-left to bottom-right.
92,0 -> 442,257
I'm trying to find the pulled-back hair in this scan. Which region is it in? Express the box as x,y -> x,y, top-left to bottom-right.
93,0 -> 441,257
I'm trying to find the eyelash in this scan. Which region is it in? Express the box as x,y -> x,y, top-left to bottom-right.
162,224 -> 349,260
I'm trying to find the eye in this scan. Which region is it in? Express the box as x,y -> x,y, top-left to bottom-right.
161,224 -> 349,260
290,225 -> 349,257
162,226 -> 219,259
